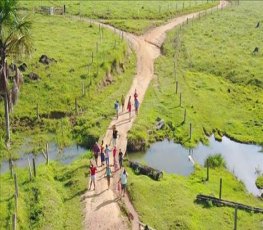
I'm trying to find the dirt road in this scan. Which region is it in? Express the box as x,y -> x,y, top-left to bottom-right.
82,1 -> 228,229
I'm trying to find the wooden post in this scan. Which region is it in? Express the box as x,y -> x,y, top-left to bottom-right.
12,213 -> 16,230
219,178 -> 222,199
45,143 -> 49,165
14,193 -> 18,213
27,156 -> 32,181
13,173 -> 18,199
9,159 -> 13,177
176,81 -> 178,94
183,108 -> 186,123
179,92 -> 182,106
91,51 -> 93,63
189,123 -> 192,139
32,158 -> 36,177
121,31 -> 124,40
75,98 -> 78,114
234,206 -> 238,230
63,5 -> 66,14
36,103 -> 39,119
206,160 -> 209,181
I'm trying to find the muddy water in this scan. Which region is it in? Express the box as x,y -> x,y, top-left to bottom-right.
128,136 -> 263,195
0,144 -> 87,174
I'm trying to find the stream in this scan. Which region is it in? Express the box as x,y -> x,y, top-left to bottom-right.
128,136 -> 263,196
0,143 -> 87,174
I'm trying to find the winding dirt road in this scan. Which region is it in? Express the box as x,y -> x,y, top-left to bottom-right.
81,1 -> 228,229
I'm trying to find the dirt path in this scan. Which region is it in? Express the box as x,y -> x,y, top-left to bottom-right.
81,1 -> 228,229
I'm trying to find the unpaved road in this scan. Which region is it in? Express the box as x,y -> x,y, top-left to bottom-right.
81,1 -> 228,229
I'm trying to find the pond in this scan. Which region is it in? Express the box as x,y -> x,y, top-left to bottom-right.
0,143 -> 87,174
128,136 -> 263,195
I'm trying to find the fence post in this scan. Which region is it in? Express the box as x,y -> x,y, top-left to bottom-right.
189,123 -> 192,139
234,206 -> 238,230
32,158 -> 36,177
46,143 -> 49,165
206,160 -> 209,181
9,159 -> 13,177
91,51 -> 93,63
27,156 -> 32,181
183,109 -> 186,123
219,178 -> 222,199
14,173 -> 18,197
179,93 -> 182,106
12,213 -> 16,230
15,193 -> 18,213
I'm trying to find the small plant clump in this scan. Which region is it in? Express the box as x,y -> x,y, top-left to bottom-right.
255,175 -> 263,190
204,154 -> 226,169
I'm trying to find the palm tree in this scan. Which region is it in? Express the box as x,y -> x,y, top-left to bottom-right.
0,0 -> 32,144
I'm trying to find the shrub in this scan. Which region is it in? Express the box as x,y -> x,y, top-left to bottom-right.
256,175 -> 263,189
204,154 -> 226,169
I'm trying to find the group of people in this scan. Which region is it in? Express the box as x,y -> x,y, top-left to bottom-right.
114,89 -> 140,121
89,127 -> 128,197
89,90 -> 140,196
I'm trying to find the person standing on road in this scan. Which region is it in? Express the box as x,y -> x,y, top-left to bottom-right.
118,168 -> 128,197
105,144 -> 111,166
100,140 -> 105,166
112,125 -> 118,146
105,165 -> 112,189
134,89 -> 138,102
119,149 -> 124,169
134,98 -> 139,115
114,100 -> 119,119
121,94 -> 125,112
127,96 -> 132,121
89,161 -> 97,190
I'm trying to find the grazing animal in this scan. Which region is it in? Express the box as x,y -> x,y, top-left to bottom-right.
255,22 -> 260,28
252,47 -> 259,55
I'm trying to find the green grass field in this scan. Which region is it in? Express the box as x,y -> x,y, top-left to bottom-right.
127,164 -> 263,229
18,0 -> 219,34
0,153 -> 91,229
128,1 -> 263,148
0,12 -> 136,160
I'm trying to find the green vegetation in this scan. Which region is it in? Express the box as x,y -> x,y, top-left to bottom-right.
0,12 -> 136,160
127,165 -> 263,229
0,153 -> 91,229
18,0 -> 219,34
205,154 -> 226,168
128,1 -> 263,148
256,176 -> 263,190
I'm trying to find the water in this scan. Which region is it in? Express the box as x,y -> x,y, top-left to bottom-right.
128,136 -> 263,195
0,144 -> 87,174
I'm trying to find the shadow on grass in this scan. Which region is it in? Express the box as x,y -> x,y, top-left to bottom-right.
64,188 -> 88,202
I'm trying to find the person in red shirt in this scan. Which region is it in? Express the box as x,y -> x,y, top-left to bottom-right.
113,145 -> 117,161
89,162 -> 97,190
127,96 -> 132,121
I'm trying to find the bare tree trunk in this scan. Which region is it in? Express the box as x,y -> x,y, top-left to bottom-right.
4,92 -> 10,143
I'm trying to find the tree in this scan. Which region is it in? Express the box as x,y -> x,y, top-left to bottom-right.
0,0 -> 32,145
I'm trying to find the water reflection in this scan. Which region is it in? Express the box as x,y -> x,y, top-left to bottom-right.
0,144 -> 87,174
128,136 -> 263,195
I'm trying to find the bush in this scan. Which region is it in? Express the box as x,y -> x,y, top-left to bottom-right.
256,175 -> 263,189
204,154 -> 226,169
